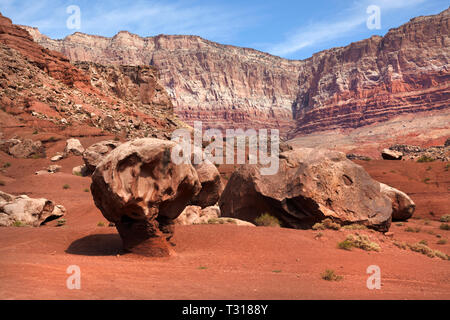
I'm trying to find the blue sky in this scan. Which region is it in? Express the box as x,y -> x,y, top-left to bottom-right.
0,0 -> 448,60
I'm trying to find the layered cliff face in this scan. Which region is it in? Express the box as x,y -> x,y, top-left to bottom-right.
291,8 -> 450,136
23,28 -> 303,135
0,13 -> 183,140
21,8 -> 450,139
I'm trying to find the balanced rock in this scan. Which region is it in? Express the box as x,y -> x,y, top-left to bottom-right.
219,148 -> 393,232
0,191 -> 65,227
91,138 -> 201,256
82,140 -> 121,174
380,183 -> 415,221
381,148 -> 403,160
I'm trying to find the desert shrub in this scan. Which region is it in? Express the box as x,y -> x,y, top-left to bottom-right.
437,239 -> 447,245
62,184 -> 70,190
440,223 -> 450,231
313,218 -> 341,230
417,155 -> 435,163
440,215 -> 450,223
342,224 -> 367,230
338,234 -> 380,252
3,162 -> 11,168
405,226 -> 421,233
83,188 -> 90,192
97,222 -> 105,227
13,221 -> 25,227
208,218 -> 225,225
312,222 -> 326,230
394,241 -> 408,250
407,242 -> 449,260
423,178 -> 431,184
445,164 -> 450,171
56,219 -> 66,227
396,222 -> 404,227
272,270 -> 282,273
254,213 -> 280,227
0,180 -> 5,186
419,240 -> 428,246
321,269 -> 343,281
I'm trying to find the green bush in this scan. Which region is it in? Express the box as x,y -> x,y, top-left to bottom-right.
254,213 -> 281,227
338,234 -> 380,252
321,269 -> 343,281
440,223 -> 450,231
417,155 -> 435,163
440,215 -> 450,222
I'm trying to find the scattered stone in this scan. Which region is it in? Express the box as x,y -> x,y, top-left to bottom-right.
82,140 -> 121,174
0,191 -> 65,227
51,153 -> 64,162
0,138 -> 44,158
72,164 -> 88,177
64,138 -> 84,156
346,154 -> 371,161
91,138 -> 201,257
381,148 -> 403,160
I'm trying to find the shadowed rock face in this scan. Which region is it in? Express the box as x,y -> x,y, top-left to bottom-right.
219,148 -> 393,232
90,138 -> 201,256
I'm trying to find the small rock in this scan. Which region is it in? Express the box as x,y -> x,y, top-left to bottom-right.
64,138 -> 85,156
381,149 -> 403,160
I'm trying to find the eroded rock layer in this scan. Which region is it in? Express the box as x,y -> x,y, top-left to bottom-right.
21,8 -> 450,138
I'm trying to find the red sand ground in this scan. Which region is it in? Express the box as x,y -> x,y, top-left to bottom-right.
0,137 -> 449,300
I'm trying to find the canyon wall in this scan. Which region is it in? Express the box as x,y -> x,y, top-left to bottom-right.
21,8 -> 450,138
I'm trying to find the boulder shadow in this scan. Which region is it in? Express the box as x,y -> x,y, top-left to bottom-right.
66,234 -> 124,256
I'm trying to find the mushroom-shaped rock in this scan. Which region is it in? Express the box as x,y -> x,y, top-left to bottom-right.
83,140 -> 122,174
190,160 -> 223,208
219,148 -> 393,232
379,183 -> 415,221
90,138 -> 201,256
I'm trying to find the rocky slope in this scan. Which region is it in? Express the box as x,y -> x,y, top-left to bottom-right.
0,12 -> 184,142
21,8 -> 450,139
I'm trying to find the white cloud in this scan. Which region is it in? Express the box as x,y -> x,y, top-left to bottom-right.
267,0 -> 426,57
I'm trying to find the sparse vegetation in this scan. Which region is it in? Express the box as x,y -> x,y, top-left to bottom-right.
426,166 -> 432,171
3,162 -> 11,168
396,222 -> 404,227
417,155 -> 435,163
32,129 -> 38,135
56,219 -> 66,227
321,269 -> 343,281
272,270 -> 282,273
439,223 -> 450,231
342,224 -> 367,230
312,218 -> 341,230
444,164 -> 450,171
405,226 -> 421,233
423,177 -> 431,184
0,180 -> 5,186
440,215 -> 450,223
437,239 -> 447,245
13,221 -> 25,227
254,213 -> 281,227
394,241 -> 408,250
424,219 -> 431,226
338,234 -> 380,252
73,171 -> 83,177
84,188 -> 90,192
198,266 -> 208,270
419,240 -> 428,246
407,242 -> 449,260
62,184 -> 70,190
97,222 -> 105,227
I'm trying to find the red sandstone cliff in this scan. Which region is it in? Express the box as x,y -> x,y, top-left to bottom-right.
19,8 -> 450,138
